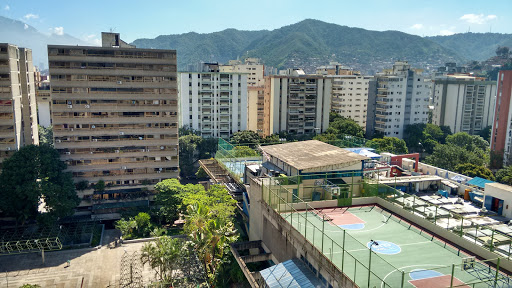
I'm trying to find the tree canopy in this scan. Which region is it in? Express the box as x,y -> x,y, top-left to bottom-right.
366,137 -> 408,155
0,145 -> 79,225
404,123 -> 451,154
454,163 -> 495,181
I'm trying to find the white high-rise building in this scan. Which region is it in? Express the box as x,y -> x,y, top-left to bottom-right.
180,63 -> 248,138
374,62 -> 430,138
432,74 -> 496,134
330,75 -> 373,130
220,58 -> 264,134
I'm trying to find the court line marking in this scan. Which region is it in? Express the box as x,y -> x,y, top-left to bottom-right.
380,264 -> 447,288
346,241 -> 433,253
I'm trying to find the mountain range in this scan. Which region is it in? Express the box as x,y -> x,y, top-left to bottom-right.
134,19 -> 511,73
1,17 -> 512,73
0,16 -> 87,69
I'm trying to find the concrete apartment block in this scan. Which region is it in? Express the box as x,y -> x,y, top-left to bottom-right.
180,63 -> 248,139
48,33 -> 178,219
0,44 -> 39,167
432,75 -> 496,135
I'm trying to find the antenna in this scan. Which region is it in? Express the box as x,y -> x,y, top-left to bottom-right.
109,27 -> 116,33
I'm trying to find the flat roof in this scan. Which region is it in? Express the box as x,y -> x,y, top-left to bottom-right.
261,140 -> 367,171
486,182 -> 512,192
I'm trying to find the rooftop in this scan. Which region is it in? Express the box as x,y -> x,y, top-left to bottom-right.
261,140 -> 368,171
486,182 -> 512,191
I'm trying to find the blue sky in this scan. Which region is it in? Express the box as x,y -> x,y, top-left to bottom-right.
1,0 -> 511,44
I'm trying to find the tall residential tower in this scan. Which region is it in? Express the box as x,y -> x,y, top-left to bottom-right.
48,33 -> 178,219
0,44 -> 39,167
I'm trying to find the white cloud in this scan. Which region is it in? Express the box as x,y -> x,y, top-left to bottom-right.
410,24 -> 423,30
51,27 -> 64,36
440,30 -> 455,36
23,13 -> 39,20
459,14 -> 497,25
4,5 -> 9,10
24,24 -> 28,30
83,34 -> 101,45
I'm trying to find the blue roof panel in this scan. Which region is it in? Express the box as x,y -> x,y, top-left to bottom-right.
466,177 -> 495,189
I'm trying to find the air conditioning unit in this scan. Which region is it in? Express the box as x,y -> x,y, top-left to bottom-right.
115,150 -> 120,153
157,170 -> 161,174
64,152 -> 71,155
160,146 -> 165,150
92,139 -> 98,142
67,105 -> 73,108
7,147 -> 11,150
119,131 -> 124,135
141,149 -> 145,152
122,166 -> 127,170
91,125 -> 95,129
85,104 -> 90,108
70,128 -> 73,131
117,81 -> 122,84
56,139 -> 61,143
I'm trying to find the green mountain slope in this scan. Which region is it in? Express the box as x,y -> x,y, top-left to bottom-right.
428,32 -> 512,61
132,19 -> 464,72
132,29 -> 268,70
245,19 -> 462,69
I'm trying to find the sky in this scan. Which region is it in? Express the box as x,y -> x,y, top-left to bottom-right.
1,0 -> 511,44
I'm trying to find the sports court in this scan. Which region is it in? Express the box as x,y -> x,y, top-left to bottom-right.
282,205 -> 512,288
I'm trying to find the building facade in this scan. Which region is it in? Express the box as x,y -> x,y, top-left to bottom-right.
179,63 -> 248,138
491,70 -> 512,166
0,44 -> 39,167
263,70 -> 332,136
432,75 -> 496,135
220,58 -> 265,134
330,75 -> 373,130
36,74 -> 52,127
373,62 -> 430,138
48,33 -> 179,219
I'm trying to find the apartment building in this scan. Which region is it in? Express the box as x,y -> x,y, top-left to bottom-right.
0,44 -> 39,167
373,61 -> 430,138
491,71 -> 512,166
35,74 -> 52,127
432,74 -> 496,134
180,62 -> 248,139
48,32 -> 178,219
220,58 -> 265,134
263,69 -> 332,136
330,75 -> 373,129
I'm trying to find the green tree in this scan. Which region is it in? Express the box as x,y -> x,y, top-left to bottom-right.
94,180 -> 105,192
326,115 -> 365,138
115,212 -> 153,239
367,137 -> 408,154
425,144 -> 485,171
231,146 -> 258,157
154,179 -> 186,224
140,236 -> 188,284
478,126 -> 492,143
0,145 -> 79,225
454,163 -> 495,181
496,166 -> 512,185
185,203 -> 238,286
446,132 -> 489,152
38,125 -> 53,147
229,130 -> 262,145
76,180 -> 89,192
196,166 -> 208,178
19,285 -> 42,288
179,134 -> 204,177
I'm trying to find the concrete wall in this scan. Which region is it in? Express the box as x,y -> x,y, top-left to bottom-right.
484,183 -> 512,218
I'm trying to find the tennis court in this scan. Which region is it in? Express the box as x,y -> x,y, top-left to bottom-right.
282,206 -> 512,288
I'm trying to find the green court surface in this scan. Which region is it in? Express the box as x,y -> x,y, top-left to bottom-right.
281,206 -> 512,288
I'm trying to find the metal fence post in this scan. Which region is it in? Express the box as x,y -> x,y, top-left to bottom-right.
450,264 -> 455,288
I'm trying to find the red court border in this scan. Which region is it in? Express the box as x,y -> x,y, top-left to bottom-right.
409,275 -> 470,288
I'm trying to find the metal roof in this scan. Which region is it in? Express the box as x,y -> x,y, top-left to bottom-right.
259,258 -> 324,288
466,177 -> 495,189
261,140 -> 368,172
